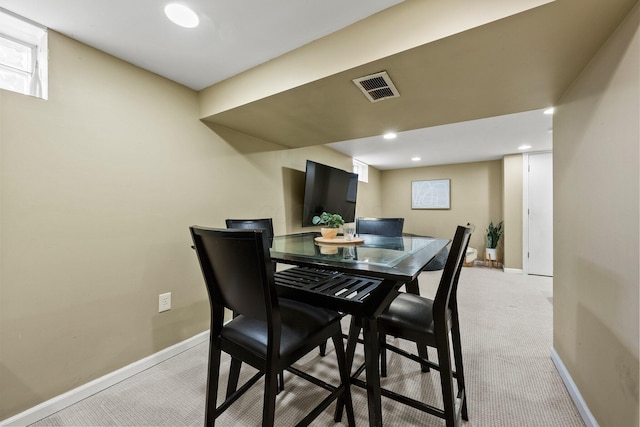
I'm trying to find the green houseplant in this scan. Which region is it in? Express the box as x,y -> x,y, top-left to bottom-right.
312,212 -> 344,239
485,221 -> 503,261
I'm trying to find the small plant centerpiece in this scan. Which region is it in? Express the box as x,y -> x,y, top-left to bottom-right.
485,220 -> 504,261
312,212 -> 345,239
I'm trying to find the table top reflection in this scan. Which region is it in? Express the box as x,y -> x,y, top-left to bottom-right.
270,232 -> 449,282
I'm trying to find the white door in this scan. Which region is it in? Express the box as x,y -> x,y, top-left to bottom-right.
528,153 -> 553,276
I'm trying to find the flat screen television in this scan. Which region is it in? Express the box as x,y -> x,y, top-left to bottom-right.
302,160 -> 358,227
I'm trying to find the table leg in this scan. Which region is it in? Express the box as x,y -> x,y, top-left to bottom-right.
335,316 -> 361,421
404,278 -> 420,295
345,316 -> 361,374
362,316 -> 383,427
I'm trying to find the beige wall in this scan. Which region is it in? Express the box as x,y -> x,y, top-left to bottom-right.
380,160 -> 503,255
554,4 -> 639,426
502,154 -> 524,270
0,32 -> 378,420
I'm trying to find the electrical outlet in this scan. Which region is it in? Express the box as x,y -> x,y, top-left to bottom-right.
159,292 -> 171,312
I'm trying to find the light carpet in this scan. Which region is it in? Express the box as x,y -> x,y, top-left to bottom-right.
30,267 -> 584,426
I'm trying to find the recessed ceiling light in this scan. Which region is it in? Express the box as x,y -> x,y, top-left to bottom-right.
164,3 -> 199,28
411,157 -> 421,161
543,107 -> 554,115
383,132 -> 397,140
518,144 -> 532,150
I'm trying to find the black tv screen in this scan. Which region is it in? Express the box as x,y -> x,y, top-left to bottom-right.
302,160 -> 358,227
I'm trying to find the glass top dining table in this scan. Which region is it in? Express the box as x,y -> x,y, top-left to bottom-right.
270,231 -> 450,426
270,232 -> 449,282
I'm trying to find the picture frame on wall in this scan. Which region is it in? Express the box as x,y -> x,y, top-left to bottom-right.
411,179 -> 451,209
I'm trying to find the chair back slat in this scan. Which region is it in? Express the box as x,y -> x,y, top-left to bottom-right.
355,217 -> 404,237
191,227 -> 275,322
433,225 -> 473,317
225,218 -> 274,246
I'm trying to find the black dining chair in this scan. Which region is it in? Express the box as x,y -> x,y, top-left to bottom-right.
227,218 -> 330,362
226,218 -> 276,273
377,224 -> 473,427
225,218 -> 289,391
355,217 -> 404,237
354,216 -> 433,362
190,226 -> 355,427
354,217 -> 416,292
225,218 -> 274,245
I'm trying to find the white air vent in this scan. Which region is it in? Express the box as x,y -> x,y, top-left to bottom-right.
352,71 -> 400,103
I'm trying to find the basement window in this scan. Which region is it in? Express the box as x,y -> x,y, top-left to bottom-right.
353,159 -> 369,183
0,8 -> 48,99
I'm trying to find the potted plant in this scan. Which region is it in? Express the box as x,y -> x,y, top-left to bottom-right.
312,212 -> 345,239
485,221 -> 503,261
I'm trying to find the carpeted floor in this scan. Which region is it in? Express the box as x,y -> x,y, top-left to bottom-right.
30,267 -> 585,426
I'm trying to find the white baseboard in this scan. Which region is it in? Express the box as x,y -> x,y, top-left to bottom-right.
1,331 -> 210,427
551,348 -> 599,427
503,267 -> 523,274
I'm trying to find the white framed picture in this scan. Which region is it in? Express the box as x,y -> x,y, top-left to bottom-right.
411,179 -> 450,209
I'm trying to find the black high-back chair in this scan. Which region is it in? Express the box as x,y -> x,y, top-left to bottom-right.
376,225 -> 473,427
355,217 -> 422,293
355,217 -> 404,237
225,218 -> 274,246
226,218 -> 276,275
191,227 -> 355,427
225,218 -> 287,390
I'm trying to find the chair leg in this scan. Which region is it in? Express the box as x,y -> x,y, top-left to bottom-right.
435,329 -> 458,427
262,367 -> 279,427
379,334 -> 387,377
404,279 -> 431,373
451,311 -> 468,420
417,344 -> 430,372
205,342 -> 222,427
277,372 -> 284,394
381,336 -> 429,375
332,332 -> 356,426
319,341 -> 327,356
226,357 -> 242,398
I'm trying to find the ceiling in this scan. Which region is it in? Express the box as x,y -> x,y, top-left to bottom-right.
198,0 -> 635,168
0,0 -> 403,91
0,0 -> 635,170
329,108 -> 553,170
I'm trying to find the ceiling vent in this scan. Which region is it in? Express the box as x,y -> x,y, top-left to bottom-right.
352,71 -> 400,103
